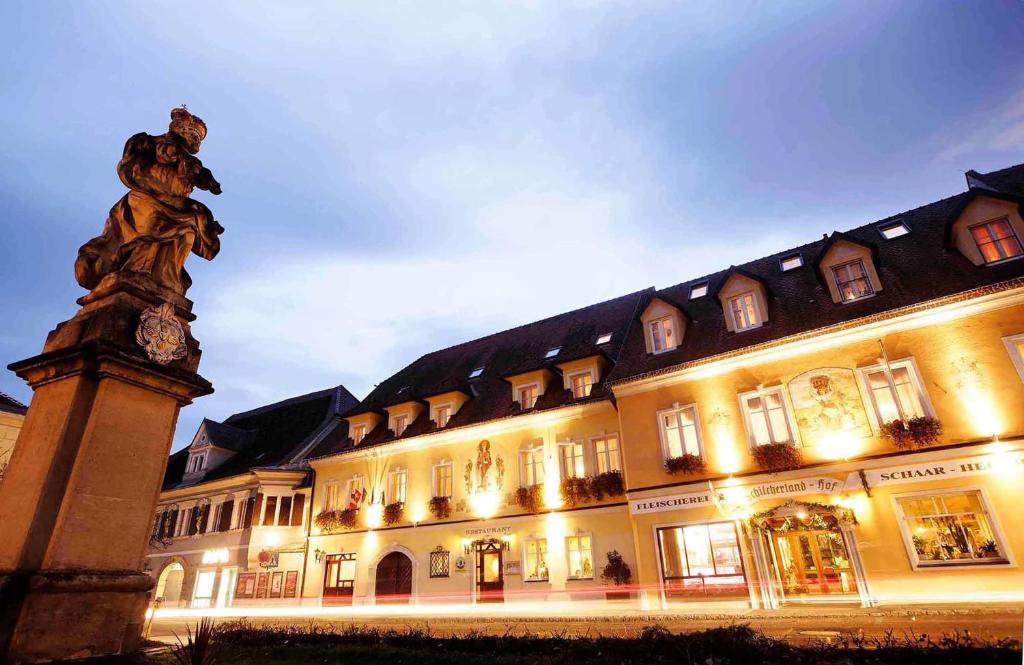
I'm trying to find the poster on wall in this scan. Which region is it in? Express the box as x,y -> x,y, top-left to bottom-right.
256,572 -> 269,598
787,368 -> 872,446
270,571 -> 284,598
235,573 -> 256,599
284,571 -> 298,598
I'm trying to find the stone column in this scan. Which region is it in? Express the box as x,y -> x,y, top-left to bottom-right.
0,273 -> 213,663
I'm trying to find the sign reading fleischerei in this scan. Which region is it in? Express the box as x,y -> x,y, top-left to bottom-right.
629,490 -> 714,515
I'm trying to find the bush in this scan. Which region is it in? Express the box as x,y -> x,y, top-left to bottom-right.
751,442 -> 802,472
591,470 -> 625,499
383,501 -> 404,526
515,485 -> 544,514
171,616 -> 219,665
560,476 -> 592,507
880,416 -> 942,450
601,549 -> 632,586
663,453 -> 706,475
428,496 -> 451,520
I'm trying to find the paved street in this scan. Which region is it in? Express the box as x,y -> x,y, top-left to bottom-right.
148,604 -> 1024,646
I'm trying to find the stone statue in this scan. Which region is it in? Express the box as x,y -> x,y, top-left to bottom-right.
75,107 -> 224,297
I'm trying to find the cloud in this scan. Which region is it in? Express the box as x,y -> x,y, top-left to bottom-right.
934,89 -> 1024,162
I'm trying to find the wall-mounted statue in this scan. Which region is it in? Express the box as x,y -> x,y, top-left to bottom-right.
75,107 -> 224,297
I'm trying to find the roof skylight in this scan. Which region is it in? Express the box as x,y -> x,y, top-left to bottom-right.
595,332 -> 613,345
468,367 -> 484,379
878,220 -> 910,240
779,254 -> 803,271
689,282 -> 709,299
545,347 -> 561,359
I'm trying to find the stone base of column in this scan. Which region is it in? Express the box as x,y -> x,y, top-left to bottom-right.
0,570 -> 153,663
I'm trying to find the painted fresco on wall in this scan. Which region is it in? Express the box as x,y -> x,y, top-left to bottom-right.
787,368 -> 872,446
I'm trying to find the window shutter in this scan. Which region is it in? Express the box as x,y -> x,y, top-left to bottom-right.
198,504 -> 210,532
218,500 -> 234,532
187,507 -> 199,535
290,494 -> 305,526
244,495 -> 261,529
168,510 -> 179,537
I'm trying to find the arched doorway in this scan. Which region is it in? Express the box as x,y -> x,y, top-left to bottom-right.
155,562 -> 185,605
374,551 -> 413,603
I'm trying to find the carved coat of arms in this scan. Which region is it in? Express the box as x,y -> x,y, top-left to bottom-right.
135,302 -> 188,364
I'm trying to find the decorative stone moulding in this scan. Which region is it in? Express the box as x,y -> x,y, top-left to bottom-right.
136,302 -> 188,364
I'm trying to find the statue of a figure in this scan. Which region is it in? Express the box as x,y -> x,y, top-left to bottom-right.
75,107 -> 224,296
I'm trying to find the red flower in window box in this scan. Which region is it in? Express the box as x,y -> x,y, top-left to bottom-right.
751,442 -> 802,472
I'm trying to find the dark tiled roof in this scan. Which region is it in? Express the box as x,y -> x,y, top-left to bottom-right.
0,392 -> 27,415
161,385 -> 359,490
337,289 -> 651,452
607,164 -> 1024,382
200,418 -> 255,452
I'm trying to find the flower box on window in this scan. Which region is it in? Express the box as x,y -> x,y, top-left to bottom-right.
590,471 -> 625,499
383,501 -> 404,526
880,416 -> 942,450
663,453 -> 706,475
428,496 -> 451,520
751,442 -> 802,472
515,485 -> 544,514
314,508 -> 358,533
560,477 -> 592,507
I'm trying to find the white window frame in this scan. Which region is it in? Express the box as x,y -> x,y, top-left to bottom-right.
545,347 -> 561,359
344,474 -> 366,508
656,403 -> 704,461
565,532 -> 595,580
689,282 -> 709,299
591,433 -> 622,474
351,424 -> 367,445
779,253 -> 803,271
516,382 -> 541,410
432,460 -> 454,499
432,403 -> 453,428
969,217 -> 1024,265
522,537 -> 549,582
891,485 -> 1014,571
595,332 -> 613,345
727,291 -> 762,332
558,440 -> 587,480
387,468 -> 408,505
567,369 -> 595,399
1002,332 -> 1024,384
323,480 -> 340,511
390,413 -> 410,436
878,220 -> 910,240
188,453 -> 206,473
519,443 -> 546,488
855,357 -> 935,431
831,259 -> 875,303
737,386 -> 799,448
648,316 -> 678,354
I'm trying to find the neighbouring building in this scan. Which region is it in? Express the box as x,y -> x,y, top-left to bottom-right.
151,162 -> 1024,611
146,385 -> 358,608
0,392 -> 27,482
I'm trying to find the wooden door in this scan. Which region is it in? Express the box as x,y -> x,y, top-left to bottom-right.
375,551 -> 413,603
475,542 -> 504,602
772,530 -> 857,598
323,553 -> 356,604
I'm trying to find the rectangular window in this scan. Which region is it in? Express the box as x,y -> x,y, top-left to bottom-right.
596,332 -> 613,345
345,475 -> 365,509
388,469 -> 408,504
740,388 -> 794,446
351,425 -> 367,444
895,490 -> 1008,567
520,446 -> 545,487
323,553 -> 357,598
518,384 -> 539,409
566,535 -> 594,579
649,317 -> 677,353
570,371 -> 594,399
878,220 -> 910,240
278,496 -> 292,526
859,360 -> 929,425
434,405 -> 452,427
971,219 -> 1023,264
324,481 -> 339,512
657,522 -> 747,599
469,367 -> 485,379
433,462 -> 453,498
832,259 -> 874,302
524,538 -> 549,581
593,435 -> 621,474
290,494 -> 305,526
391,415 -> 409,436
659,405 -> 701,459
689,283 -> 708,299
262,496 -> 277,527
1003,333 -> 1024,384
430,549 -> 451,578
545,347 -> 561,359
728,292 -> 760,331
779,254 -> 803,271
559,441 -> 586,479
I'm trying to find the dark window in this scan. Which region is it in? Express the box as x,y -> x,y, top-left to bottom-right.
217,500 -> 234,532
243,496 -> 257,529
290,494 -> 305,526
430,549 -> 450,578
263,496 -> 277,526
167,510 -> 179,537
198,504 -> 210,532
187,507 -> 200,535
278,496 -> 292,526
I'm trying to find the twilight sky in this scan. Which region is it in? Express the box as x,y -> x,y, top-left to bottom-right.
2,2 -> 1024,451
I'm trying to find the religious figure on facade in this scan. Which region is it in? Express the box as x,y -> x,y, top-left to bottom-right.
75,107 -> 224,297
476,439 -> 492,488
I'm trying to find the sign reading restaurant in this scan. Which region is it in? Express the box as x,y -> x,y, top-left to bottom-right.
464,524 -> 513,537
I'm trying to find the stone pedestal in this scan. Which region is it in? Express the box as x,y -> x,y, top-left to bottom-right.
0,274 -> 213,663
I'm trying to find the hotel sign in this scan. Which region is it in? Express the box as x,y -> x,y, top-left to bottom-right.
737,476 -> 846,502
855,450 -> 1024,488
629,490 -> 714,515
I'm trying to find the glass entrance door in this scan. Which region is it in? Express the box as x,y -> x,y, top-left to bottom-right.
475,541 -> 504,602
323,553 -> 357,604
771,529 -> 857,598
216,567 -> 237,607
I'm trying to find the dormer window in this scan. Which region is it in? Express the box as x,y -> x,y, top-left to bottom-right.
351,424 -> 367,445
595,332 -> 613,345
649,317 -> 677,354
517,384 -> 539,409
689,282 -> 708,299
188,453 -> 206,473
569,371 -> 594,399
391,414 -> 409,436
434,404 -> 452,427
779,254 -> 803,271
727,292 -> 762,332
468,367 -> 484,379
878,220 -> 910,240
832,259 -> 874,302
970,219 -> 1023,264
545,347 -> 561,359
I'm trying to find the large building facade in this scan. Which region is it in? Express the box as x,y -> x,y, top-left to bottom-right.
0,393 -> 27,481
151,163 -> 1024,611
